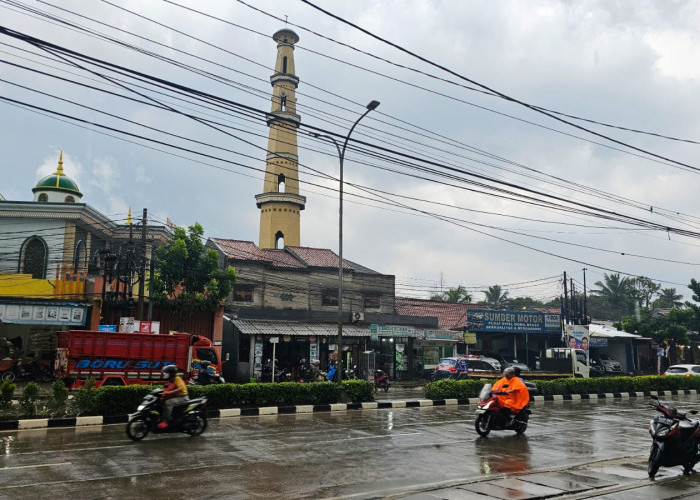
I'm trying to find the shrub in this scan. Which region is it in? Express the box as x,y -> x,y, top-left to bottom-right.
20,382 -> 40,417
0,379 -> 15,418
341,380 -> 374,403
74,377 -> 98,415
424,375 -> 700,399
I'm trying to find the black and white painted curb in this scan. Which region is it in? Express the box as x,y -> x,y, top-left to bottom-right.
1,389 -> 695,431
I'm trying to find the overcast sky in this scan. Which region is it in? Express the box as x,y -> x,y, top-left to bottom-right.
2,0 -> 700,304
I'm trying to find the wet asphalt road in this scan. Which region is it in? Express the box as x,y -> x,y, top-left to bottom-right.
0,395 -> 700,499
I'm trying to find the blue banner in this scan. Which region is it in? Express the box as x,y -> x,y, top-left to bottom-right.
466,309 -> 561,334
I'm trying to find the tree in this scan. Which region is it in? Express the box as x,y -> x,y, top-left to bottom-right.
483,285 -> 509,309
619,307 -> 690,346
655,288 -> 683,309
630,276 -> 661,310
590,273 -> 634,320
152,222 -> 236,329
430,285 -> 472,303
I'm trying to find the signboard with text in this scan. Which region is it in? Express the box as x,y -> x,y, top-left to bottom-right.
369,324 -> 415,337
466,309 -> 561,334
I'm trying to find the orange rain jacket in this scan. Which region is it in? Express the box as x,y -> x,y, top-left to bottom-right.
492,375 -> 529,412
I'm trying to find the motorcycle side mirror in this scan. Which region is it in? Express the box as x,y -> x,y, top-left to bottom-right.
650,395 -> 659,400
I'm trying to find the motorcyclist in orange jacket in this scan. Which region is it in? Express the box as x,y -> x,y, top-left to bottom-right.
492,366 -> 529,423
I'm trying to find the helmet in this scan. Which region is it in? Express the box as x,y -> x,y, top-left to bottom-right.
200,360 -> 211,368
503,366 -> 516,377
162,364 -> 178,377
512,366 -> 522,377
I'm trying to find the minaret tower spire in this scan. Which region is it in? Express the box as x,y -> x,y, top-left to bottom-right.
255,28 -> 306,249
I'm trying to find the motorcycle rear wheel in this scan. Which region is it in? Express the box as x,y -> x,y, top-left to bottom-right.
648,443 -> 661,478
475,413 -> 491,437
185,412 -> 207,436
380,381 -> 389,392
1,371 -> 15,383
126,416 -> 150,441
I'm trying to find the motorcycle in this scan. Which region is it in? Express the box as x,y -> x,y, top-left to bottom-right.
344,364 -> 358,380
474,383 -> 530,437
647,395 -> 700,477
126,388 -> 208,441
1,359 -> 53,383
374,369 -> 389,391
189,360 -> 225,386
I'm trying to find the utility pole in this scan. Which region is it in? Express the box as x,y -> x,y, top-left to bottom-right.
563,271 -> 569,325
570,277 -> 576,324
582,267 -> 588,324
138,208 -> 147,320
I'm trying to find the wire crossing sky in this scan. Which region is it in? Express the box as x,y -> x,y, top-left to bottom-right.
1,0 -> 699,301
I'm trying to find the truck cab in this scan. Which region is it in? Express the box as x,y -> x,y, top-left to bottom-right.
543,348 -> 589,378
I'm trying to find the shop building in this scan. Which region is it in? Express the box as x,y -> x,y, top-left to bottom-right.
0,152 -> 172,364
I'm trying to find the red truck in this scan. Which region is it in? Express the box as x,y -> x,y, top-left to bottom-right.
55,330 -> 222,389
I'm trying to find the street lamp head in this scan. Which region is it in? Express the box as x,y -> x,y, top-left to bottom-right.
366,100 -> 380,111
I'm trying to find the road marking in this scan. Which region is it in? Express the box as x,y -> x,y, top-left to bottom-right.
312,432 -> 422,445
0,461 -> 71,470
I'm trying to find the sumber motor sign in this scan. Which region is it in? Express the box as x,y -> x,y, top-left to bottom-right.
466,309 -> 561,334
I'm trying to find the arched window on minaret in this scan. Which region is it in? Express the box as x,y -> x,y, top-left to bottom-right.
280,93 -> 287,111
282,56 -> 288,73
275,231 -> 285,249
277,173 -> 286,193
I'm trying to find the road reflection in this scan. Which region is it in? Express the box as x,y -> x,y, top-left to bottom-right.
474,434 -> 531,475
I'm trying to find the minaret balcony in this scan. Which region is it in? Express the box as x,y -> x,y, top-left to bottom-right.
270,73 -> 300,87
266,111 -> 301,127
255,192 -> 306,210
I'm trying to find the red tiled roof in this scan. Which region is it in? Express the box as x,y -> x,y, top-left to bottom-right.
259,249 -> 305,269
395,298 -> 483,330
210,239 -> 269,262
287,246 -> 353,269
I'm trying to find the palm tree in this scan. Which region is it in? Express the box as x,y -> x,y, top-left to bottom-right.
483,285 -> 509,309
430,285 -> 472,303
591,273 -> 634,317
656,288 -> 683,308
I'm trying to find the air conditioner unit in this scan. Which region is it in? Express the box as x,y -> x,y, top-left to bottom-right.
352,312 -> 364,322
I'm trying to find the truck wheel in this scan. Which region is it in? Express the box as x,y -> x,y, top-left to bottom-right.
126,416 -> 150,441
1,371 -> 15,383
475,414 -> 491,437
185,412 -> 207,436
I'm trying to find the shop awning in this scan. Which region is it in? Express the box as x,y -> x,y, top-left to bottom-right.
230,319 -> 371,337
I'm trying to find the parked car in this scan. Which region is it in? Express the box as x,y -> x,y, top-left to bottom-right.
664,364 -> 700,376
596,354 -> 623,374
589,358 -> 606,377
432,357 -> 470,380
464,352 -> 501,371
482,352 -> 530,373
466,359 -> 501,376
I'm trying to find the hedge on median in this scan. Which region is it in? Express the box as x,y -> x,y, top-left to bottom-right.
424,375 -> 700,400
75,379 -> 375,416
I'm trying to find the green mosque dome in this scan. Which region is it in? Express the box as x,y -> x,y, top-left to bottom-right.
31,152 -> 82,196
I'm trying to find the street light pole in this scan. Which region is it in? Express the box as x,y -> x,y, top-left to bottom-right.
313,100 -> 380,383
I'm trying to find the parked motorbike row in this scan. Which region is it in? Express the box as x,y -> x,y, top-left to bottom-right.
1,359 -> 53,383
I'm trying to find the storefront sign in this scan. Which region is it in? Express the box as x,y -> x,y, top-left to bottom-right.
464,332 -> 477,344
369,324 -> 415,337
0,303 -> 87,326
424,330 -> 461,341
466,309 -> 561,334
590,337 -> 608,348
